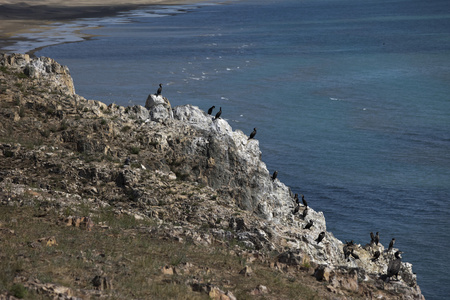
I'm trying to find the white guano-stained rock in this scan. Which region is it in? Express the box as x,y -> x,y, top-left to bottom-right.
145,94 -> 173,122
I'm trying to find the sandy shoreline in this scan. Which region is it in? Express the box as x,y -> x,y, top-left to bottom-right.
0,0 -> 207,54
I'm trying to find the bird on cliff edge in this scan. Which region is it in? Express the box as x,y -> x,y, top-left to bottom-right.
294,193 -> 299,204
207,105 -> 215,115
351,249 -> 360,260
292,204 -> 300,215
302,207 -> 308,219
370,232 -> 375,245
214,107 -> 222,120
374,232 -> 380,246
371,250 -> 381,262
316,231 -> 325,244
302,194 -> 308,208
304,220 -> 314,230
156,83 -> 162,96
388,238 -> 395,252
248,128 -> 257,140
344,245 -> 351,260
271,170 -> 278,181
386,251 -> 403,281
343,241 -> 353,260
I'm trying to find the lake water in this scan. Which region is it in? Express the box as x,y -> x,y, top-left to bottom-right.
28,0 -> 450,298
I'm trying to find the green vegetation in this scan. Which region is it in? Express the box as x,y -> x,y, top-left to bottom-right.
121,125 -> 131,132
129,146 -> 140,155
9,284 -> 28,299
59,120 -> 69,131
0,66 -> 11,74
16,72 -> 28,79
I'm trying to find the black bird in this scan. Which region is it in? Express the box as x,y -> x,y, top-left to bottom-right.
207,106 -> 215,115
302,207 -> 308,219
156,83 -> 162,96
388,238 -> 395,252
351,249 -> 360,260
316,231 -> 325,244
302,194 -> 308,208
248,128 -> 257,140
343,245 -> 351,260
304,220 -> 314,230
214,107 -> 222,120
387,251 -> 403,281
374,232 -> 380,246
371,250 -> 381,262
292,204 -> 300,215
344,240 -> 355,247
124,157 -> 131,166
271,170 -> 278,181
294,193 -> 299,204
370,232 -> 375,245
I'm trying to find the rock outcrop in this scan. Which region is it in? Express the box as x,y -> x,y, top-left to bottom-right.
0,53 -> 424,299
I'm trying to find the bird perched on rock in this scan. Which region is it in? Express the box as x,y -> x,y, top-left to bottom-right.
302,207 -> 308,219
156,83 -> 162,96
374,232 -> 380,245
371,250 -> 381,262
343,245 -> 351,260
388,238 -> 395,252
214,107 -> 222,120
304,220 -> 314,230
207,105 -> 215,115
302,194 -> 308,208
316,231 -> 325,244
386,251 -> 403,281
351,249 -> 360,260
271,170 -> 278,181
370,232 -> 375,245
343,241 -> 354,258
292,204 -> 300,215
248,128 -> 257,140
294,193 -> 299,204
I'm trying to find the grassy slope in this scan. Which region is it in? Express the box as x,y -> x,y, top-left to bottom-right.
0,204 -> 329,299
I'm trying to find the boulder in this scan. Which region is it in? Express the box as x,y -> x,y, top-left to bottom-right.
145,94 -> 173,122
314,265 -> 332,282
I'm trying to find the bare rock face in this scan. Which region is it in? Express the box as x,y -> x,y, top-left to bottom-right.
169,104 -> 345,266
0,53 -> 75,95
145,94 -> 173,122
172,104 -> 293,221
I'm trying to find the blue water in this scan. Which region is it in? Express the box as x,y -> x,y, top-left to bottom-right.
33,0 -> 450,298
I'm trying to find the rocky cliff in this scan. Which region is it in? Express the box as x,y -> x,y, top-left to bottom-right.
0,53 -> 424,299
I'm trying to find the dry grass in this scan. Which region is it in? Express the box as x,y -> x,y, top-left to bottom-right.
0,202 -> 327,299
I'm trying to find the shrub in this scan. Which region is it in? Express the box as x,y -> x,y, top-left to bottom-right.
130,146 -> 140,155
121,125 -> 131,132
10,283 -> 28,298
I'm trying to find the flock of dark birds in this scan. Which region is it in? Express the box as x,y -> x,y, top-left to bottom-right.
206,99 -> 332,251
344,232 -> 403,282
154,84 -> 404,284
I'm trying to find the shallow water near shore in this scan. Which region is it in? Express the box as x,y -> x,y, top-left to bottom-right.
34,0 -> 450,298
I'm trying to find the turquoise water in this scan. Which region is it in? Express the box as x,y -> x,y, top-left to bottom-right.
34,0 -> 450,298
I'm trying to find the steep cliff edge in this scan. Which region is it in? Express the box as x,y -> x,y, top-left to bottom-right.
0,54 -> 424,299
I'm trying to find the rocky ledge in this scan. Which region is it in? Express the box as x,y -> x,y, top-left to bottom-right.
0,53 -> 424,299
